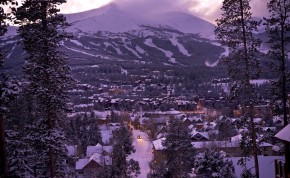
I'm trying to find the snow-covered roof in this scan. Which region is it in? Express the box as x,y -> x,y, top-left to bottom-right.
86,144 -> 103,157
164,109 -> 181,115
253,118 -> 263,124
259,142 -> 273,147
182,117 -> 189,122
262,127 -> 276,132
192,130 -> 209,140
101,130 -> 112,144
66,145 -> 77,156
231,134 -> 242,142
275,124 -> 290,143
191,116 -> 203,122
75,158 -> 88,170
152,138 -> 166,150
86,143 -> 112,157
75,153 -> 112,170
191,140 -> 239,149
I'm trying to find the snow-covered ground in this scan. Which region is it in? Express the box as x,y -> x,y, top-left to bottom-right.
170,37 -> 190,57
128,130 -> 153,178
228,156 -> 284,178
250,79 -> 270,86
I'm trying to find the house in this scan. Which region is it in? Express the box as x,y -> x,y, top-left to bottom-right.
86,143 -> 112,157
191,130 -> 209,141
274,123 -> 290,178
152,138 -> 166,164
76,143 -> 113,177
75,153 -> 111,178
108,122 -> 121,130
275,123 -> 290,143
182,117 -> 192,127
152,134 -> 274,166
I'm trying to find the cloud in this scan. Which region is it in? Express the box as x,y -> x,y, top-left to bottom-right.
7,0 -> 268,24
59,0 -> 113,14
111,0 -> 267,24
250,0 -> 268,17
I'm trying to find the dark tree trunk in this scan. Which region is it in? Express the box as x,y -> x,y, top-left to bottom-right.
281,6 -> 290,175
0,114 -> 7,178
239,0 -> 259,177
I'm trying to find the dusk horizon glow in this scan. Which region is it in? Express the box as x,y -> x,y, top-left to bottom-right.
59,0 -> 267,24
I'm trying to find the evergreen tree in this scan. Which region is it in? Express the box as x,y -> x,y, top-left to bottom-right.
194,148 -> 235,178
0,76 -> 18,177
215,0 -> 261,177
147,160 -> 168,178
6,129 -> 34,177
217,121 -> 237,140
0,1 -> 18,177
264,0 -> 290,173
110,126 -> 140,178
162,118 -> 196,178
5,90 -> 36,177
14,0 -> 74,177
79,113 -> 102,150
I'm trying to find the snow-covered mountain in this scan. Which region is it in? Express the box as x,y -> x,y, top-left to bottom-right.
65,3 -> 215,38
2,3 -> 225,72
66,4 -> 146,34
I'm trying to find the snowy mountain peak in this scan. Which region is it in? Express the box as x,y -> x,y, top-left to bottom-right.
65,3 -> 215,38
66,3 -> 145,33
66,3 -> 121,23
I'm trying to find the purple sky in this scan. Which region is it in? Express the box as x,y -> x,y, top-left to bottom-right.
9,0 -> 268,24
59,0 -> 268,23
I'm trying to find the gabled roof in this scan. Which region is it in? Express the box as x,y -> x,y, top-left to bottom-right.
66,145 -> 77,156
75,153 -> 112,170
191,130 -> 209,140
86,143 -> 112,157
152,138 -> 166,150
76,153 -> 102,170
275,124 -> 290,143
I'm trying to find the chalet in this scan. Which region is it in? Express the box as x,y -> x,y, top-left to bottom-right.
217,115 -> 226,122
275,124 -> 290,143
86,143 -> 112,157
152,134 -> 273,166
152,138 -> 166,164
274,124 -> 290,178
75,153 -> 111,178
191,130 -> 209,142
191,116 -> 203,124
182,117 -> 192,127
203,122 -> 217,131
108,123 -> 121,130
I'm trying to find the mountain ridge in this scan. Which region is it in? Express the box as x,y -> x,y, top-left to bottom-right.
64,3 -> 215,38
2,3 -> 225,73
